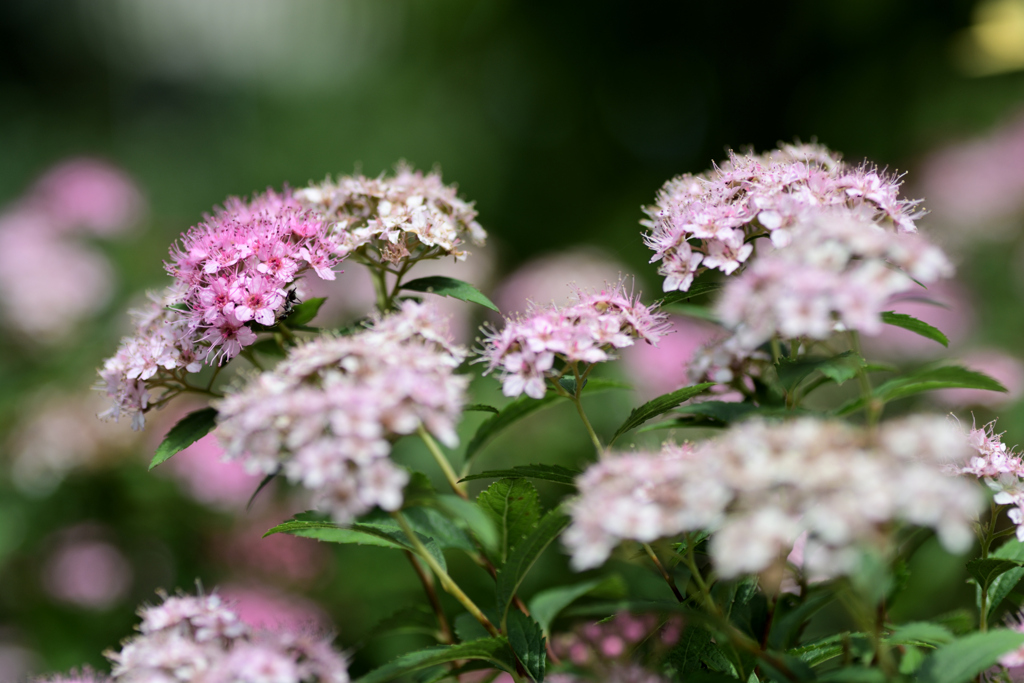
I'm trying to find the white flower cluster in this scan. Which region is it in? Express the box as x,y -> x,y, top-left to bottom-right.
296,163 -> 486,263
108,592 -> 348,683
216,302 -> 468,523
566,416 -> 982,579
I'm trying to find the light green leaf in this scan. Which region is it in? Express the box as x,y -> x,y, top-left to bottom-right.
881,311 -> 949,347
402,276 -> 499,311
609,382 -> 715,444
507,611 -> 546,682
353,638 -> 517,683
477,479 -> 543,564
836,365 -> 1007,415
886,622 -> 954,647
528,578 -> 607,636
916,630 -> 1024,683
461,464 -> 581,486
150,407 -> 218,470
434,495 -> 500,556
496,508 -> 570,627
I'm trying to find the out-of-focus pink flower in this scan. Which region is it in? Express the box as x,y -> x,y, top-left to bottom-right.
0,642 -> 38,683
218,516 -> 328,583
42,526 -> 132,610
30,158 -> 145,236
218,584 -> 330,632
861,280 -> 975,358
934,349 -> 1024,407
164,433 -> 263,510
622,315 -> 719,399
494,248 -> 637,315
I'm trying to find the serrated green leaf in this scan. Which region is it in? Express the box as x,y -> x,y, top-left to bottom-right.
881,311 -> 949,347
150,407 -> 218,470
477,479 -> 542,564
285,297 -> 326,326
496,508 -> 570,628
667,626 -> 715,676
609,383 -> 714,444
507,611 -> 545,682
402,276 -> 499,311
465,404 -> 500,414
988,539 -> 1024,620
528,578 -> 607,636
886,622 -> 954,647
353,638 -> 517,683
788,633 -> 845,666
967,558 -> 1024,593
916,630 -> 1024,683
461,464 -> 581,486
836,365 -> 1008,416
434,495 -> 500,556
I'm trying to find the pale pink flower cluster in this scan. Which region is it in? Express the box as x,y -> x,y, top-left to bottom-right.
216,302 -> 467,523
0,158 -> 143,341
32,668 -> 110,683
714,206 -> 953,349
999,611 -> 1024,670
97,285 -> 203,430
687,333 -> 770,387
953,421 -> 1024,541
166,189 -> 346,362
107,592 -> 348,683
296,163 -> 486,263
479,282 -> 669,399
644,143 -> 921,293
566,417 -> 982,578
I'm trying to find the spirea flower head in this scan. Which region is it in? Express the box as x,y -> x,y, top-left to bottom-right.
107,590 -> 348,683
295,162 -> 486,264
216,302 -> 468,523
712,206 -> 953,349
478,281 -> 669,399
954,419 -> 1024,541
566,416 -> 982,579
644,143 -> 923,293
32,668 -> 110,683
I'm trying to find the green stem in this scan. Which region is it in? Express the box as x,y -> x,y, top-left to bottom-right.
419,425 -> 468,499
847,331 -> 881,426
392,511 -> 500,637
404,550 -> 454,644
643,543 -> 684,603
551,368 -> 605,457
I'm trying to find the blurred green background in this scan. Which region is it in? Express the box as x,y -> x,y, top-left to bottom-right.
5,0 -> 1024,679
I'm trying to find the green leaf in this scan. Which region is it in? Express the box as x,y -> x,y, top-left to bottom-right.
434,495 -> 500,556
886,622 -> 954,647
666,626 -> 716,677
165,302 -> 190,312
465,404 -> 500,414
150,407 -> 218,470
660,279 -> 724,303
528,578 -> 607,636
836,365 -> 1008,416
967,558 -> 1024,593
788,634 -> 845,667
285,297 -> 326,326
988,539 -> 1024,619
661,303 -> 721,323
365,606 -> 440,641
496,508 -> 570,627
402,276 -> 499,311
816,667 -> 884,683
246,468 -> 280,511
463,378 -> 630,463
461,464 -> 582,486
768,589 -> 835,650
881,311 -> 949,347
454,612 -> 492,643
353,638 -> 517,683
507,611 -> 546,682
775,352 -> 866,391
609,382 -> 714,444
916,630 -> 1024,683
477,479 -> 543,564
248,338 -> 286,358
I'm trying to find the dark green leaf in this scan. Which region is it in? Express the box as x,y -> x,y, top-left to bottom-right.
881,311 -> 949,347
477,479 -> 543,564
666,626 -> 715,677
788,634 -> 845,666
836,365 -> 1008,415
246,468 -> 281,511
150,407 -> 218,470
461,464 -> 582,486
353,638 -> 517,683
465,404 -> 500,414
988,539 -> 1024,619
886,622 -> 954,647
496,508 -> 570,627
767,590 -> 835,650
165,302 -> 190,311
434,495 -> 500,555
609,383 -> 715,444
454,612 -> 491,643
507,611 -> 545,682
285,297 -> 326,326
967,558 -> 1024,593
528,578 -> 607,636
916,630 -> 1024,683
365,606 -> 439,641
248,338 -> 286,358
816,667 -> 884,683
402,276 -> 499,311
776,351 -> 866,391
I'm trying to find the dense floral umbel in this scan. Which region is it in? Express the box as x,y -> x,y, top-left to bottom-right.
216,302 -> 467,523
643,143 -> 922,293
295,163 -> 486,264
953,420 -> 1024,541
566,417 -> 982,578
105,592 -> 348,683
478,282 -> 669,399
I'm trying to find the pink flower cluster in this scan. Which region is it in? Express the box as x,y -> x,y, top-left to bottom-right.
296,163 -> 486,264
0,158 -> 143,341
953,420 -> 1024,541
566,417 -> 981,579
643,143 -> 922,292
32,669 -> 109,683
216,302 -> 467,523
167,189 -> 346,362
105,591 -> 348,683
714,206 -> 953,349
478,282 -> 669,399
